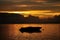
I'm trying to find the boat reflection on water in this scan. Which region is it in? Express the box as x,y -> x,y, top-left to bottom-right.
19,26 -> 42,33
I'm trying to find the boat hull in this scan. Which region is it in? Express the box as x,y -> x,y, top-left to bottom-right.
19,27 -> 42,33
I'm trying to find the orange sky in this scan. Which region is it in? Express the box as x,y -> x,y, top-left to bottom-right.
0,10 -> 60,18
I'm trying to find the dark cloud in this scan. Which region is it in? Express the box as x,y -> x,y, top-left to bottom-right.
0,0 -> 60,12
47,0 -> 60,2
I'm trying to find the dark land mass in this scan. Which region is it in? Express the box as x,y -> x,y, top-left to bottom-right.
19,27 -> 42,33
0,13 -> 60,24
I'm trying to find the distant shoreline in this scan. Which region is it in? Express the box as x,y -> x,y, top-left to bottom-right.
0,13 -> 60,24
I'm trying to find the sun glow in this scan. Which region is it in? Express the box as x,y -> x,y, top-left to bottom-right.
8,11 -> 30,14
0,10 -> 51,14
0,10 -> 60,17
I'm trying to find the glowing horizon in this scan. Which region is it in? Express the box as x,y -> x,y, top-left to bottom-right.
0,10 -> 60,16
0,10 -> 60,18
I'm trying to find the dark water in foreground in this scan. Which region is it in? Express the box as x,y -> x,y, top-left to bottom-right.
0,24 -> 60,40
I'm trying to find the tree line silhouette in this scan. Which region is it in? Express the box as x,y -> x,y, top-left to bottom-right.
0,13 -> 60,24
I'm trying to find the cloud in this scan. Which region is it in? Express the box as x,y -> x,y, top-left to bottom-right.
0,0 -> 60,13
47,0 -> 60,2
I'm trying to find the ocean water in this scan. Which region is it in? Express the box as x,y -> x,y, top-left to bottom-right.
0,24 -> 60,40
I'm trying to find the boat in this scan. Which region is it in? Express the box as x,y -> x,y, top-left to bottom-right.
19,26 -> 42,33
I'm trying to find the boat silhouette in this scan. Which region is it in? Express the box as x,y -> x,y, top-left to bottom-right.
19,26 -> 42,33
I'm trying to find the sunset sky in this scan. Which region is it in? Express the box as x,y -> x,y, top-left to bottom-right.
0,0 -> 60,17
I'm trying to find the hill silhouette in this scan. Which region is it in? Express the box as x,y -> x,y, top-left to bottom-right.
0,13 -> 60,24
0,13 -> 24,23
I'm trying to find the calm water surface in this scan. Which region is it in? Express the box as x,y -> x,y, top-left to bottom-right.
0,24 -> 60,40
